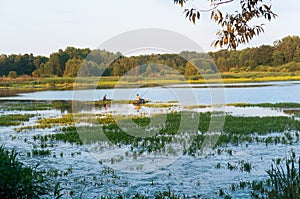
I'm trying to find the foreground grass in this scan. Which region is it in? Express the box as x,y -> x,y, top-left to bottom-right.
0,146 -> 48,198
228,151 -> 300,199
3,142 -> 300,198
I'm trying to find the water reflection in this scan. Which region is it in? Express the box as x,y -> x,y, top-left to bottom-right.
101,103 -> 110,110
134,105 -> 141,112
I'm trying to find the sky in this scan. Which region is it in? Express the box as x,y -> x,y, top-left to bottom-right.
0,0 -> 299,56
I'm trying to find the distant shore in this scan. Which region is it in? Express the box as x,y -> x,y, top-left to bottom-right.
1,73 -> 300,97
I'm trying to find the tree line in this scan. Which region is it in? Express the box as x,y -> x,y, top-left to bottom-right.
1,35 -> 300,78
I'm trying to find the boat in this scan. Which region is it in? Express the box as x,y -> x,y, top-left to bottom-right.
133,99 -> 146,105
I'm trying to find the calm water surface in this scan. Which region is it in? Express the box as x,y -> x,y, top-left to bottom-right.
1,81 -> 300,104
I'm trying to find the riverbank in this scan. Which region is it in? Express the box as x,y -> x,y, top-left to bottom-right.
1,73 -> 300,97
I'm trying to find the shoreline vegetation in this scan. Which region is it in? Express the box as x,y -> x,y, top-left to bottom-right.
1,72 -> 300,97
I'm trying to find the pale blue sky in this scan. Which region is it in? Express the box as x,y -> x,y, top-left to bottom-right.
0,0 -> 299,56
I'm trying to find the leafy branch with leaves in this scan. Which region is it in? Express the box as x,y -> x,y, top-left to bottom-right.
174,0 -> 277,49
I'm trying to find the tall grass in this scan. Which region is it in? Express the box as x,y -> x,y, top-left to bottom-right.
265,151 -> 300,198
251,151 -> 300,198
0,146 -> 47,198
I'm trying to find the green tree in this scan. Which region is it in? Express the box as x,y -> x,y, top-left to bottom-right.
41,53 -> 62,77
77,60 -> 102,77
253,45 -> 274,66
238,48 -> 252,67
0,54 -> 7,76
64,58 -> 83,77
112,64 -> 125,76
145,65 -> 152,75
184,62 -> 199,77
293,46 -> 300,62
272,50 -> 285,66
275,36 -> 300,63
216,57 -> 227,72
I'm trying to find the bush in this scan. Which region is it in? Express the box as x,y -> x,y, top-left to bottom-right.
0,146 -> 48,198
8,71 -> 17,78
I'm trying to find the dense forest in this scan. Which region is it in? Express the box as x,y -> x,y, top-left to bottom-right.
1,35 -> 300,78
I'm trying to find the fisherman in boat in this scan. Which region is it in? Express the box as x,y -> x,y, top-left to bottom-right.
103,94 -> 107,101
135,94 -> 145,104
102,94 -> 110,109
136,93 -> 140,101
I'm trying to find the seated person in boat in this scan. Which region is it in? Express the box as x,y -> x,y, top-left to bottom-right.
135,94 -> 145,104
103,94 -> 107,101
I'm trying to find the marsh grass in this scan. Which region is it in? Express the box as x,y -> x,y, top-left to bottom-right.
34,128 -> 83,145
1,73 -> 300,97
227,102 -> 300,108
228,151 -> 300,199
184,104 -> 209,109
264,151 -> 300,198
226,160 -> 253,173
32,149 -> 51,156
0,114 -> 34,126
29,111 -> 300,157
247,151 -> 300,198
0,102 -> 51,111
143,103 -> 178,108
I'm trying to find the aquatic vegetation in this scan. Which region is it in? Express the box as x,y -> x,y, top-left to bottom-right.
184,104 -> 209,109
262,151 -> 300,198
223,115 -> 300,135
228,151 -> 300,199
143,103 -> 178,108
32,149 -> 51,156
215,162 -> 221,169
34,129 -> 83,145
4,99 -> 300,198
0,114 -> 34,126
227,102 -> 300,108
154,190 -> 181,199
29,111 -> 300,159
15,113 -> 114,131
0,100 -> 75,112
292,110 -> 300,117
37,113 -> 75,126
0,101 -> 51,111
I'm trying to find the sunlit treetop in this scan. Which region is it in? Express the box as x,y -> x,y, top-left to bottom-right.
174,0 -> 277,50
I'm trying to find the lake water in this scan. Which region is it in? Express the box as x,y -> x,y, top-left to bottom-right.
1,81 -> 300,198
2,81 -> 300,105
